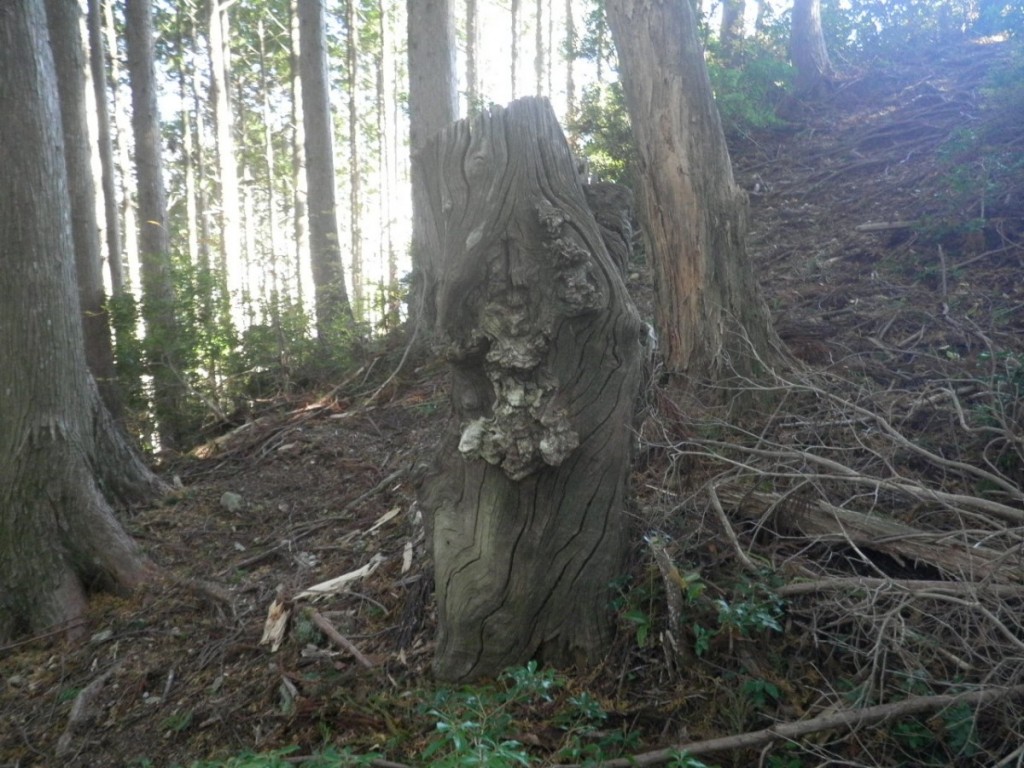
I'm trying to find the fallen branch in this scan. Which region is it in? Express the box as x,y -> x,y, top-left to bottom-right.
722,485 -> 1022,582
56,663 -> 121,757
560,684 -> 1024,767
308,610 -> 375,669
855,219 -> 917,232
776,576 -> 1024,599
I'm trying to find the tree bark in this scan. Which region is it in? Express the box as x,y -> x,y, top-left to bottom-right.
86,0 -> 124,296
345,0 -> 364,319
511,0 -> 520,97
417,97 -> 646,681
289,0 -> 309,313
125,0 -> 188,447
719,0 -> 745,58
465,0 -> 480,115
791,0 -> 835,97
107,0 -> 139,291
606,0 -> 781,383
209,0 -> 242,327
45,0 -> 120,416
0,0 -> 165,642
407,0 -> 456,333
298,0 -> 352,341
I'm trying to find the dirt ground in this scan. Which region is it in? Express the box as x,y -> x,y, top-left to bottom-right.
2,36 -> 1022,768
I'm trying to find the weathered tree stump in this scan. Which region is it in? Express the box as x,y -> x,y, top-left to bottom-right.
415,97 -> 646,681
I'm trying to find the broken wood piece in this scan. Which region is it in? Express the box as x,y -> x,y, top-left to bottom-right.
854,220 -> 917,232
295,553 -> 384,600
309,610 -> 374,668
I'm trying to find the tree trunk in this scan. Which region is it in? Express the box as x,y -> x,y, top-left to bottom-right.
345,0 -> 364,319
45,0 -> 120,416
511,0 -> 520,97
86,0 -> 124,296
791,0 -> 835,96
605,0 -> 781,383
125,0 -> 188,447
719,0 -> 745,58
534,0 -> 544,95
465,0 -> 479,115
0,0 -> 165,642
417,97 -> 646,681
564,0 -> 575,118
298,0 -> 352,341
289,0 -> 309,314
407,0 -> 456,333
209,0 -> 242,328
107,0 -> 139,291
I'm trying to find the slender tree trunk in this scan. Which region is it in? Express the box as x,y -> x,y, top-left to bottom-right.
534,0 -> 544,95
86,0 -> 124,296
407,0 -> 456,332
511,0 -> 520,97
418,97 -> 645,681
125,0 -> 188,447
289,0 -> 309,314
379,0 -> 400,326
720,0 -> 745,58
564,0 -> 575,118
45,0 -> 120,416
465,0 -> 479,115
345,0 -> 364,320
605,0 -> 781,383
298,0 -> 352,341
107,0 -> 139,290
258,18 -> 281,326
209,0 -> 242,328
0,0 -> 165,643
175,4 -> 200,269
791,0 -> 835,96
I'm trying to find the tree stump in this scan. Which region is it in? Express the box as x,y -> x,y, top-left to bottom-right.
415,97 -> 646,681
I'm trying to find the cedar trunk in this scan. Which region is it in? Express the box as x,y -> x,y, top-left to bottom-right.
606,0 -> 779,383
791,0 -> 835,96
417,97 -> 645,681
45,0 -> 120,415
298,0 -> 352,339
0,0 -> 164,642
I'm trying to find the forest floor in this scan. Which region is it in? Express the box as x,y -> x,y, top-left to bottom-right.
2,35 -> 1023,768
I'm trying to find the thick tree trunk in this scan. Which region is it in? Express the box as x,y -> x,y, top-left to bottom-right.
45,0 -> 120,416
298,0 -> 352,340
791,0 -> 835,96
417,97 -> 646,681
606,0 -> 781,383
0,0 -> 164,642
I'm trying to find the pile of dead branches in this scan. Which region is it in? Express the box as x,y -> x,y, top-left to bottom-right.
635,349 -> 1024,763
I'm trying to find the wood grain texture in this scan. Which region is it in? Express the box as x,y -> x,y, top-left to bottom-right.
416,97 -> 646,681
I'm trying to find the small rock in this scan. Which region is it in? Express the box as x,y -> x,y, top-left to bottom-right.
220,491 -> 244,512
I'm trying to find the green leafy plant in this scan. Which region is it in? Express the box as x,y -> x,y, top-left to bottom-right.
419,662 -> 556,767
741,678 -> 781,710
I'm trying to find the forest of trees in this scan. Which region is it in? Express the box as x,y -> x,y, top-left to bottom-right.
2,0 -> 1024,762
